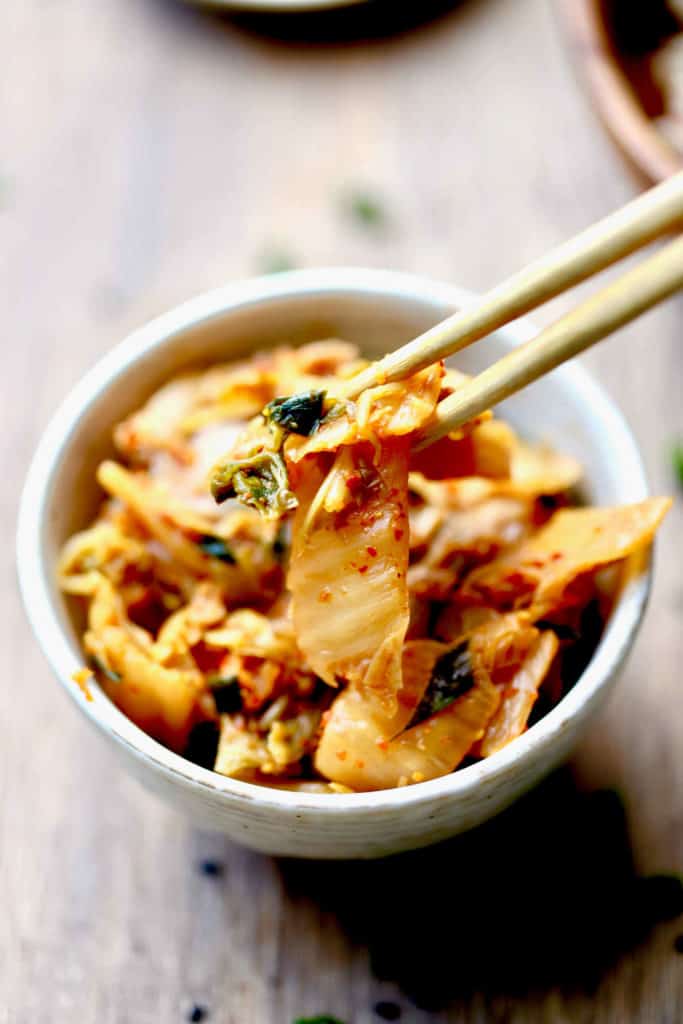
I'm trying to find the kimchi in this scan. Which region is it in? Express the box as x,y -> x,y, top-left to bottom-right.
58,341 -> 670,792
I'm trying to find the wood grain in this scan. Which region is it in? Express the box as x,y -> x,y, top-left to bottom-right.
1,0 -> 682,1021
341,169 -> 683,402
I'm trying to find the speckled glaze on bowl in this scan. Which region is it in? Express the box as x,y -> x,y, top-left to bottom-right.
17,269 -> 652,859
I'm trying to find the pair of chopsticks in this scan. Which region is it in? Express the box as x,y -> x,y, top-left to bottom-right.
336,171 -> 683,450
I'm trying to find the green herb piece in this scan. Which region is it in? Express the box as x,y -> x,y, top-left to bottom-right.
208,676 -> 243,714
91,657 -> 122,684
258,246 -> 297,275
197,534 -> 236,564
293,1017 -> 346,1024
413,641 -> 475,723
344,189 -> 387,229
264,390 -> 326,436
211,451 -> 297,518
672,442 -> 683,491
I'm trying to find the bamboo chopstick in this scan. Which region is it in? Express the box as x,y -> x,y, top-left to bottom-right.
413,232 -> 683,450
337,170 -> 683,402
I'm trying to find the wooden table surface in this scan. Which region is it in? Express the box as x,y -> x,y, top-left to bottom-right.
2,0 -> 683,1021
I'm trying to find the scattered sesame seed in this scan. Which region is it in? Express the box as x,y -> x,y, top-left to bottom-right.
198,860 -> 224,878
188,1005 -> 208,1022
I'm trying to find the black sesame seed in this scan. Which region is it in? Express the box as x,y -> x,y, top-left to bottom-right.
374,1002 -> 401,1021
198,860 -> 224,878
188,1005 -> 208,1022
674,934 -> 683,954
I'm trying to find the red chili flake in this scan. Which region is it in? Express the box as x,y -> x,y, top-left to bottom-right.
394,528 -> 404,541
358,565 -> 369,574
336,750 -> 348,761
388,488 -> 399,498
319,587 -> 333,603
504,570 -> 530,587
355,759 -> 365,769
346,473 -> 363,495
260,566 -> 283,592
551,551 -> 563,562
375,738 -> 389,752
367,546 -> 378,557
529,559 -> 546,568
398,691 -> 418,708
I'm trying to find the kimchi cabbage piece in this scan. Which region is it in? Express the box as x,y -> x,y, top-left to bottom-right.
58,340 -> 671,792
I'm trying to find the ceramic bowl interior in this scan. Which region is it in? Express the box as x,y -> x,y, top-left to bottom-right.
17,269 -> 650,857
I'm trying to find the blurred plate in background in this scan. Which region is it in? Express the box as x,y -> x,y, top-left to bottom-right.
560,0 -> 683,183
184,0 -> 367,11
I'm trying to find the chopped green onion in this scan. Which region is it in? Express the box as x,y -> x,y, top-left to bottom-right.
343,189 -> 387,229
293,1018 -> 346,1024
197,534 -> 236,564
91,657 -> 121,684
258,246 -> 297,275
264,391 -> 326,436
412,641 -> 475,723
211,451 -> 297,518
671,442 -> 683,491
208,676 -> 243,714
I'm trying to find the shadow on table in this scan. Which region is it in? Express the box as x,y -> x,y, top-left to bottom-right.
167,0 -> 474,46
277,769 -> 683,1010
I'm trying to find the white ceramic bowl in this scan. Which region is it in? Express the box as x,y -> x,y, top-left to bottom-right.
17,269 -> 652,859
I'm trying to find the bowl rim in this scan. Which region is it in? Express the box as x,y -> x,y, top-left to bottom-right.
16,267 -> 651,816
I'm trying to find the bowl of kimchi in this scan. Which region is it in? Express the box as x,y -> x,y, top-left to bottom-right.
17,268 -> 666,859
